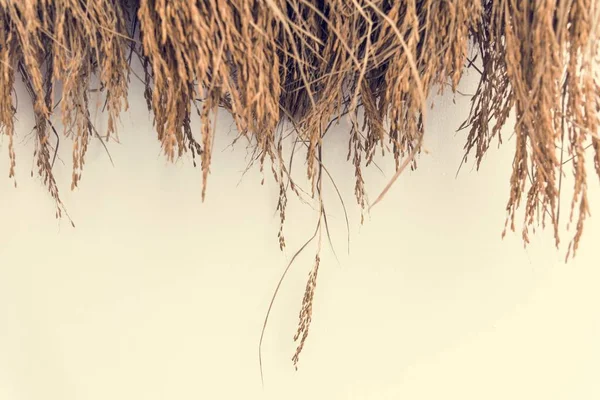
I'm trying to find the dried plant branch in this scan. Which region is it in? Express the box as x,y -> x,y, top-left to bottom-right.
1,0 -> 599,378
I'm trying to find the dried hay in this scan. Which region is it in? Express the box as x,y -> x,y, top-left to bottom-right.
1,0 -> 599,375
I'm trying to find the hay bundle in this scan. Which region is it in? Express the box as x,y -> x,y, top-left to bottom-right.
1,0 -> 599,370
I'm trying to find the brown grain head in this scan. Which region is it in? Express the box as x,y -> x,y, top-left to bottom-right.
1,0 -> 598,368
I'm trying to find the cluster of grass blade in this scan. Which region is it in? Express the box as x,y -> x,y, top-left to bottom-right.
1,0 -> 599,375
1,0 -> 131,222
462,0 -> 600,260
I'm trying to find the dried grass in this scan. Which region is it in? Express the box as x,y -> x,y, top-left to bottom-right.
1,0 -> 599,375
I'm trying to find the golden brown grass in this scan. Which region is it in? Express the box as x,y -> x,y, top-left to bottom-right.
1,0 -> 599,376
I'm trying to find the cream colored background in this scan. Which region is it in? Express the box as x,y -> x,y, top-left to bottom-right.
1,68 -> 599,399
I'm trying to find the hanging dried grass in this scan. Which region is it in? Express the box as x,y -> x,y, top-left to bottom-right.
1,0 -> 599,375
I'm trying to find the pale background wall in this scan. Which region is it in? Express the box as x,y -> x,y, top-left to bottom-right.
0,67 -> 599,400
